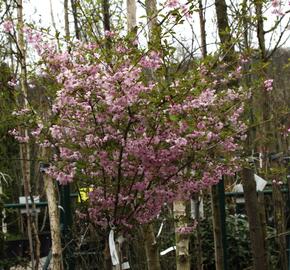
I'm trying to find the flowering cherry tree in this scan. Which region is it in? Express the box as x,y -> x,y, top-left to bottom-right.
9,27 -> 247,231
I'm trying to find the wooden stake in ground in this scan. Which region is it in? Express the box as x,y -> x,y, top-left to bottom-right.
242,167 -> 268,270
211,185 -> 225,270
272,181 -> 287,270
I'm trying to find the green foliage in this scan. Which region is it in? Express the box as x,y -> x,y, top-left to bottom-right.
190,213 -> 279,270
0,63 -> 21,200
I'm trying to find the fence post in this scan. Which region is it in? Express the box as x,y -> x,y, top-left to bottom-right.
59,184 -> 75,270
211,177 -> 228,270
242,167 -> 268,270
286,160 -> 290,270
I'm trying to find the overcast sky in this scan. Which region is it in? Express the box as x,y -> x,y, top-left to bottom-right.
23,0 -> 290,55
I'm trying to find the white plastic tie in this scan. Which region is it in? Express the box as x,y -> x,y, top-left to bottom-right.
109,229 -> 120,266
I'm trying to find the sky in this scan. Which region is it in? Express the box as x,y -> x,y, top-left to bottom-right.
23,0 -> 290,55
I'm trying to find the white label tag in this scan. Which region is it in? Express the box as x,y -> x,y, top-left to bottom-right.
122,262 -> 130,269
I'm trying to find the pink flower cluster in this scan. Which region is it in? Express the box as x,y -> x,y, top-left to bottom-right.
140,51 -> 162,69
175,226 -> 195,234
271,0 -> 284,15
264,79 -> 274,92
22,35 -> 247,229
2,20 -> 13,33
166,0 -> 192,18
9,129 -> 29,143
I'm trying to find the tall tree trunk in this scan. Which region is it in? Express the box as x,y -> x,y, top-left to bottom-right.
127,0 -> 137,33
198,0 -> 207,58
64,0 -> 70,41
17,1 -> 40,268
212,3 -> 235,270
241,0 -> 249,49
49,0 -> 61,50
211,185 -> 224,270
142,223 -> 161,270
242,168 -> 268,270
102,0 -> 111,50
214,0 -> 235,60
145,0 -> 161,49
140,2 -> 162,268
102,0 -> 111,32
71,0 -> 80,39
254,0 -> 266,60
173,200 -> 190,270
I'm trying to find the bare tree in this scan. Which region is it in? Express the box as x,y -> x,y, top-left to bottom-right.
16,1 -> 40,268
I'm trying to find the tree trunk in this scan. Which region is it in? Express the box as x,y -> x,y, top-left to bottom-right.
71,0 -> 80,39
242,168 -> 268,270
254,0 -> 266,60
17,1 -> 40,268
214,0 -> 235,60
142,223 -> 161,270
127,0 -> 137,32
102,0 -> 111,32
64,0 -> 70,41
198,0 -> 207,58
173,200 -> 190,270
49,0 -> 61,50
44,170 -> 63,270
145,0 -> 161,49
211,185 -> 224,270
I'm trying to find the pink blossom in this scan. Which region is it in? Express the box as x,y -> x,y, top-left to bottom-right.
166,0 -> 180,8
8,78 -> 17,87
175,226 -> 195,234
9,129 -> 29,143
104,30 -> 115,37
264,79 -> 274,92
139,51 -> 162,69
2,20 -> 13,33
272,0 -> 280,7
26,36 -> 248,230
